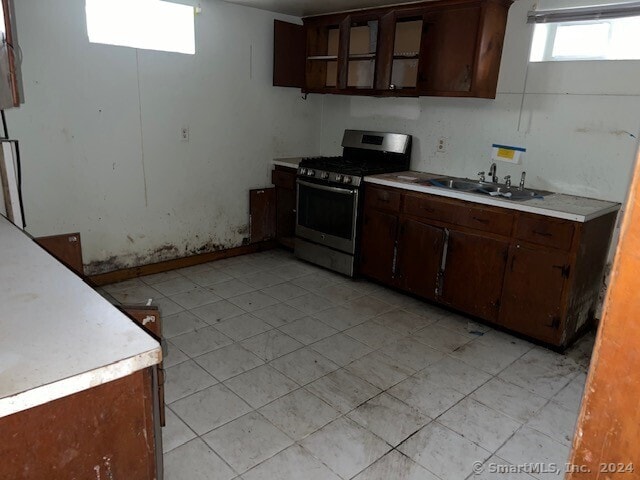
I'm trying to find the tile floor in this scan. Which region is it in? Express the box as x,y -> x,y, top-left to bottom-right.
98,249 -> 594,480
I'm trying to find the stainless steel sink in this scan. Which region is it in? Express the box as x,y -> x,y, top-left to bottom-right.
418,177 -> 551,202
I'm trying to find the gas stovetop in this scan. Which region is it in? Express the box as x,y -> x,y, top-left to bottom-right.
299,156 -> 407,177
297,131 -> 412,188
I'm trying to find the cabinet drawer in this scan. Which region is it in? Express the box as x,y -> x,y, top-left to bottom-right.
365,186 -> 402,212
403,193 -> 458,224
271,168 -> 297,189
403,194 -> 513,236
458,206 -> 514,237
514,214 -> 575,250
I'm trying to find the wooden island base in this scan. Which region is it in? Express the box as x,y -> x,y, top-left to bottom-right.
0,368 -> 160,480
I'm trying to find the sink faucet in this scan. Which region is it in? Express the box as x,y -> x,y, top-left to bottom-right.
489,163 -> 498,183
477,171 -> 486,183
519,172 -> 526,190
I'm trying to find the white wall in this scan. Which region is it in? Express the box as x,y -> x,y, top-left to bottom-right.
6,0 -> 322,274
317,0 -> 640,205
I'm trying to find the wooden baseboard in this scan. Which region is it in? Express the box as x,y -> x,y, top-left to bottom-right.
88,240 -> 278,287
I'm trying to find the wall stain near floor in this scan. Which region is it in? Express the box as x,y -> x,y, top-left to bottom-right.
83,235 -> 245,275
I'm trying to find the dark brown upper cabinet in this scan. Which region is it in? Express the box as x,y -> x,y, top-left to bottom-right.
274,0 -> 512,99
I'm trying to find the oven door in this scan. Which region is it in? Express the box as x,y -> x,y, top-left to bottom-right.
296,179 -> 359,254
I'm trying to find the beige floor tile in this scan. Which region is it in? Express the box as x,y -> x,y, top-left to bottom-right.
306,369 -> 381,414
300,417 -> 390,479
270,347 -> 339,385
164,439 -> 235,480
399,422 -> 491,480
310,332 -> 373,366
202,412 -> 292,473
165,359 -> 218,403
345,351 -> 414,390
170,384 -> 252,435
195,343 -> 264,381
348,393 -> 430,446
439,397 -> 522,452
259,389 -> 340,440
353,450 -> 440,480
240,330 -> 303,361
277,316 -> 338,344
171,326 -> 233,358
224,364 -> 298,408
242,444 -> 341,480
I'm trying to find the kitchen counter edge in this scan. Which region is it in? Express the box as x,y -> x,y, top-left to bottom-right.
364,174 -> 621,223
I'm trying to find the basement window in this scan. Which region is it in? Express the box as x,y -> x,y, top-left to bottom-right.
85,0 -> 195,55
530,17 -> 640,62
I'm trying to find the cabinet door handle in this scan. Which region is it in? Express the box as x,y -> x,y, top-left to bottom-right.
533,230 -> 553,237
472,216 -> 489,224
392,243 -> 399,276
435,229 -> 450,298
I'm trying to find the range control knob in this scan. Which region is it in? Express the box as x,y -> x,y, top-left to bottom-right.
299,168 -> 307,175
335,174 -> 344,182
321,171 -> 330,180
306,169 -> 316,177
342,176 -> 353,184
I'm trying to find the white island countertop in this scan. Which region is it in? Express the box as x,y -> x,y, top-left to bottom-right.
273,157 -> 302,169
0,216 -> 161,418
365,171 -> 621,223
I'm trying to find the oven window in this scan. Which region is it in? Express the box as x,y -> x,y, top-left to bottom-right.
298,183 -> 355,240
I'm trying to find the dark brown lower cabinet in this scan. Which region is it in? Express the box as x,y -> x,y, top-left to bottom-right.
0,369 -> 159,480
360,207 -> 398,285
359,183 -> 618,348
34,232 -> 84,276
440,230 -> 509,322
271,166 -> 297,249
396,218 -> 444,300
249,188 -> 276,243
499,244 -> 571,345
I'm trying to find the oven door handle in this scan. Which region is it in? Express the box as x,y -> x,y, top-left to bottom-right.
297,179 -> 357,195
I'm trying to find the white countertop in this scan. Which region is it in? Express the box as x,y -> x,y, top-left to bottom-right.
365,171 -> 621,222
0,216 -> 161,418
273,157 -> 302,169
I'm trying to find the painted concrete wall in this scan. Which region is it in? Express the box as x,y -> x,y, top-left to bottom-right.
6,0 -> 321,273
317,0 -> 640,206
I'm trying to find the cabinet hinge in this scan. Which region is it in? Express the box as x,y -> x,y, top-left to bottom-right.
435,270 -> 444,298
553,264 -> 571,278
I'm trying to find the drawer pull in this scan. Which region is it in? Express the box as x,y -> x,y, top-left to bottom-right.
472,216 -> 489,224
533,230 -> 553,237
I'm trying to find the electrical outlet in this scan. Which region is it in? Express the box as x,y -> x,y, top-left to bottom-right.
437,137 -> 447,153
181,127 -> 189,142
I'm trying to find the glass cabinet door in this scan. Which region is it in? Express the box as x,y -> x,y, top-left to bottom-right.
391,17 -> 423,90
347,19 -> 378,89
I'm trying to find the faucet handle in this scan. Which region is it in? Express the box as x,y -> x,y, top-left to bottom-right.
519,171 -> 526,190
477,171 -> 486,182
504,175 -> 511,188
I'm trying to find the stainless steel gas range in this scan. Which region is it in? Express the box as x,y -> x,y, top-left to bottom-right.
295,130 -> 412,276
